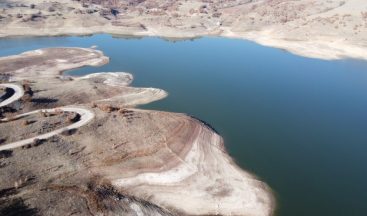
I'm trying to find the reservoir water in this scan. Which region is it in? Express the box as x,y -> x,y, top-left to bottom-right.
1,34 -> 367,216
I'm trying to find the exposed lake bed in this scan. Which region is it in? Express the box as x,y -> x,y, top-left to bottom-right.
1,34 -> 367,215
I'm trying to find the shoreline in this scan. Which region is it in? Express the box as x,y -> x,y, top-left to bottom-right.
0,47 -> 275,215
0,0 -> 366,61
2,29 -> 367,61
0,26 -> 366,61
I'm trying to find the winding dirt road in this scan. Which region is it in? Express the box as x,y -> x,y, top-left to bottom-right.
0,83 -> 95,151
0,83 -> 24,107
0,107 -> 95,151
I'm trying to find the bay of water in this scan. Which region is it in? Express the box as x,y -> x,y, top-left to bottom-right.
1,34 -> 367,216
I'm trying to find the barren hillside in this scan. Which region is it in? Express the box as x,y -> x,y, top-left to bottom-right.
0,0 -> 366,59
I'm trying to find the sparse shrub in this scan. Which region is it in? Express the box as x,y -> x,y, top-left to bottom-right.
32,138 -> 43,147
61,128 -> 77,136
22,80 -> 30,85
0,149 -> 12,159
21,120 -> 30,126
21,94 -> 32,102
48,7 -> 56,12
39,111 -> 50,117
54,108 -> 64,115
212,12 -> 221,18
111,8 -> 119,16
67,113 -> 80,123
98,104 -> 114,113
14,179 -> 22,189
6,112 -> 17,121
118,108 -> 126,114
139,23 -> 147,30
14,175 -> 33,189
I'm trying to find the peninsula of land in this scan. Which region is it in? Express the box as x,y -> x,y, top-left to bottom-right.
0,47 -> 274,216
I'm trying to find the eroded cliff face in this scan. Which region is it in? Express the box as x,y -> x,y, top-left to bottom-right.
0,47 -> 274,216
0,0 -> 366,60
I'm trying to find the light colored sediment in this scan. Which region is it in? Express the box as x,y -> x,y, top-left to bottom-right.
0,0 -> 366,60
222,29 -> 367,61
76,72 -> 168,106
0,47 -> 274,215
111,115 -> 273,216
0,47 -> 109,81
0,48 -> 167,108
76,72 -> 133,87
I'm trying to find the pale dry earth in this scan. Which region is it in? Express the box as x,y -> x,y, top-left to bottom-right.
0,47 -> 274,216
0,0 -> 366,60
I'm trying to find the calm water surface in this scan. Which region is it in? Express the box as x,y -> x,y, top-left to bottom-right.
1,34 -> 367,216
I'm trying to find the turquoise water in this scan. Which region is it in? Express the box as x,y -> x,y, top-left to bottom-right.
1,34 -> 367,216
